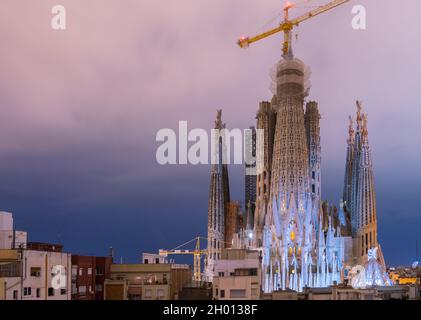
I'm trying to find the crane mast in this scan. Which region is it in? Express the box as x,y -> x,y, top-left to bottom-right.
238,0 -> 350,58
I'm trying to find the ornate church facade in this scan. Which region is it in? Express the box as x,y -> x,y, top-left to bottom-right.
205,54 -> 391,291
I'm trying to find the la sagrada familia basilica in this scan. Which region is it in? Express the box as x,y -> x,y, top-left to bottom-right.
205,50 -> 392,291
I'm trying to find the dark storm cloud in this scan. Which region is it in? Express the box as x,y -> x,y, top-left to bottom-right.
0,0 -> 420,265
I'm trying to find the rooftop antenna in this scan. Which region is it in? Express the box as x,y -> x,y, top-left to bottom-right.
109,246 -> 115,261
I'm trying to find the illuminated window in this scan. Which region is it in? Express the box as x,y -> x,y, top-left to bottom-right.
290,231 -> 295,241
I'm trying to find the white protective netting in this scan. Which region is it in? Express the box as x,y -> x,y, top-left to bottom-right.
270,57 -> 312,97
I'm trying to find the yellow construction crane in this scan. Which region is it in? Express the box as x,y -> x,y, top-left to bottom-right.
159,237 -> 207,282
238,0 -> 351,57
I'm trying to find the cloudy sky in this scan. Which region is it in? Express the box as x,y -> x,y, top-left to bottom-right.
0,0 -> 420,266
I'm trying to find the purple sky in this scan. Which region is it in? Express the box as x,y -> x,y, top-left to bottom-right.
0,0 -> 420,266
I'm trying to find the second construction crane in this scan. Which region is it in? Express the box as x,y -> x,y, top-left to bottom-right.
238,0 -> 350,58
159,237 -> 207,282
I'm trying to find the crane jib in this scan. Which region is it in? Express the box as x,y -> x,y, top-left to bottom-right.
237,0 -> 351,49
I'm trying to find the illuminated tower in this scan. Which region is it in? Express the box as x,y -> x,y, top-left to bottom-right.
259,54 -> 346,292
262,56 -> 321,292
205,110 -> 230,282
269,58 -> 311,208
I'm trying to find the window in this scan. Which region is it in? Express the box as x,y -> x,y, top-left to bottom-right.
251,288 -> 258,297
144,259 -> 149,264
79,268 -> 83,276
290,231 -> 296,241
48,288 -> 54,297
220,290 -> 225,298
96,266 -> 104,275
30,267 -> 41,277
157,289 -> 165,299
79,286 -> 86,294
249,268 -> 258,276
36,288 -> 41,298
61,289 -> 67,295
215,289 -> 219,296
23,287 -> 32,296
218,272 -> 224,277
230,289 -> 246,299
87,268 -> 92,275
155,258 -> 160,264
13,290 -> 18,300
144,289 -> 152,298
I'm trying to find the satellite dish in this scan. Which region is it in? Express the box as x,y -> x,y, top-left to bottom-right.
412,261 -> 419,269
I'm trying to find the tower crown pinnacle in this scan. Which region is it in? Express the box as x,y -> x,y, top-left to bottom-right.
361,113 -> 369,143
356,100 -> 363,130
215,109 -> 225,130
348,115 -> 355,144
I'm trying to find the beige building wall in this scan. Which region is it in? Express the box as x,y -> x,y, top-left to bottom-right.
0,279 -> 5,300
105,263 -> 190,300
213,249 -> 261,300
214,275 -> 260,300
104,279 -> 127,300
0,249 -> 71,300
142,284 -> 170,300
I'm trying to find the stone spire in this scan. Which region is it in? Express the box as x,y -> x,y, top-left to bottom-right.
253,101 -> 276,247
205,110 -> 230,282
355,111 -> 378,261
305,101 -> 322,200
351,101 -> 364,234
344,101 -> 380,265
343,115 -> 355,210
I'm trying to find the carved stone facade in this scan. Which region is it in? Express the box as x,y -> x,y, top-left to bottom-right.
234,56 -> 354,292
